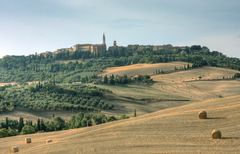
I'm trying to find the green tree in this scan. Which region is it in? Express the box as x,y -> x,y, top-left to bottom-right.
122,75 -> 129,84
21,125 -> 36,134
25,120 -> 33,126
103,75 -> 108,84
40,119 -> 46,131
109,74 -> 115,85
18,117 -> 24,132
107,116 -> 117,122
45,121 -> 55,131
134,109 -> 137,117
81,118 -> 88,127
120,115 -> 129,119
234,73 -> 240,79
37,118 -> 41,131
7,128 -> 18,136
5,117 -> 9,129
0,128 -> 8,138
69,113 -> 84,128
52,117 -> 65,131
93,114 -> 106,125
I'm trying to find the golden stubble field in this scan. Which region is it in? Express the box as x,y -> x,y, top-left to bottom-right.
0,63 -> 240,154
99,66 -> 240,116
1,95 -> 240,154
151,67 -> 239,101
101,61 -> 190,76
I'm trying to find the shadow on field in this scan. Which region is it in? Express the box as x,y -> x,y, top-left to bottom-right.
207,117 -> 226,120
222,137 -> 240,140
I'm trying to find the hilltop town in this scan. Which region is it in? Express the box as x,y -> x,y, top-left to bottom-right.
39,34 -> 191,58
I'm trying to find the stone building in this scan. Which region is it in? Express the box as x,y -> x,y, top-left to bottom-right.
72,34 -> 107,56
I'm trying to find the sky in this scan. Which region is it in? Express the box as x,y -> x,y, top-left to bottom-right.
0,0 -> 240,58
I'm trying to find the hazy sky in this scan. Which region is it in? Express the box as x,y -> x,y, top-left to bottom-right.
0,0 -> 240,58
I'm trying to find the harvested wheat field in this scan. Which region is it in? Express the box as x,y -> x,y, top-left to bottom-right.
1,95 -> 240,154
152,67 -> 239,83
151,67 -> 240,101
101,62 -> 189,76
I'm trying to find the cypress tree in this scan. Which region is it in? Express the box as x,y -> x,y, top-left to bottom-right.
37,118 -> 41,131
18,117 -> 24,132
109,74 -> 115,85
27,120 -> 33,126
5,117 -> 9,129
103,75 -> 108,84
134,109 -> 137,117
40,119 -> 46,131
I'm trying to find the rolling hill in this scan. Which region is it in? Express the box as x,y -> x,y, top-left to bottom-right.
1,95 -> 240,154
0,64 -> 239,154
152,66 -> 238,83
0,26 -> 240,154
98,66 -> 240,116
101,61 -> 190,76
1,65 -> 239,121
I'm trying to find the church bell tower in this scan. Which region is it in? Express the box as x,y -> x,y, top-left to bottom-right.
103,33 -> 106,45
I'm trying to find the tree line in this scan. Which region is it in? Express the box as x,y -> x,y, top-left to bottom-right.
0,113 -> 129,138
100,74 -> 153,85
0,83 -> 113,113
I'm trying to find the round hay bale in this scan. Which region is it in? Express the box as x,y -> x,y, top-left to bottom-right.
212,129 -> 222,139
11,146 -> 19,153
46,139 -> 53,144
198,111 -> 207,119
25,138 -> 32,144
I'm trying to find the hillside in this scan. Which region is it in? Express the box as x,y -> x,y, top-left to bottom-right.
101,61 -> 190,76
1,2 -> 240,153
1,66 -> 239,121
1,95 -> 240,154
97,66 -> 240,116
0,56 -> 239,153
152,67 -> 239,83
1,44 -> 240,83
152,67 -> 240,101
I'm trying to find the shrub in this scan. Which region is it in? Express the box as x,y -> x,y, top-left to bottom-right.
0,128 -> 8,138
21,125 -> 36,134
7,128 -> 18,136
107,116 -> 117,122
120,115 -> 129,119
52,117 -> 65,131
234,73 -> 240,79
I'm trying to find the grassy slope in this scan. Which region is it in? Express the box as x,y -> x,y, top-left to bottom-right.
101,61 -> 190,76
97,84 -> 189,116
1,95 -> 240,154
0,109 -> 76,122
98,67 -> 240,116
1,65 -> 239,121
0,65 -> 240,153
152,67 -> 238,83
152,67 -> 239,101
